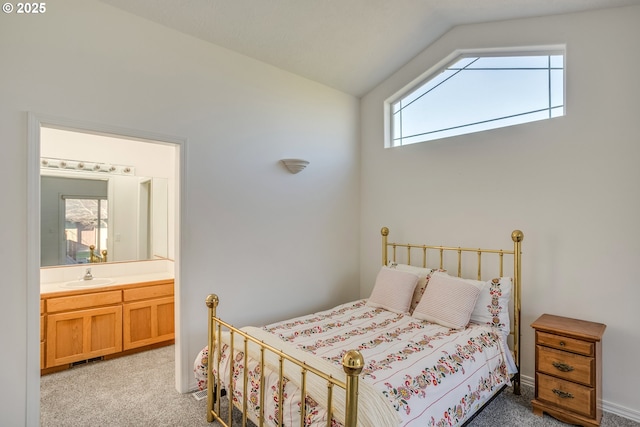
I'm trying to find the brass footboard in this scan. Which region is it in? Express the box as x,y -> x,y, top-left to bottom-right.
205,294 -> 364,427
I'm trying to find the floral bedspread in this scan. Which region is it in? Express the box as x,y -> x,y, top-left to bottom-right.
195,299 -> 512,427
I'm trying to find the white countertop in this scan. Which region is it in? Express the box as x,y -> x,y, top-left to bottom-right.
41,271 -> 174,294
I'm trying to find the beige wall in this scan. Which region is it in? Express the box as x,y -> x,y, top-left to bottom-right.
0,1 -> 360,425
360,5 -> 640,420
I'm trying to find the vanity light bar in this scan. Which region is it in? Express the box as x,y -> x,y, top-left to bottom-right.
41,157 -> 135,175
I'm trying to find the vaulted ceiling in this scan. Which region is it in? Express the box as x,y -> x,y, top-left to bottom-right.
100,0 -> 638,97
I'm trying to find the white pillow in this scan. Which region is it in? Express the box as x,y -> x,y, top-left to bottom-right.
366,266 -> 419,314
388,263 -> 433,314
469,277 -> 512,337
412,272 -> 482,329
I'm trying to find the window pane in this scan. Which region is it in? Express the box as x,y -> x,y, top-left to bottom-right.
400,70 -> 549,137
463,55 -> 551,69
550,69 -> 564,108
549,55 -> 564,68
390,51 -> 565,146
64,198 -> 108,264
402,69 -> 458,107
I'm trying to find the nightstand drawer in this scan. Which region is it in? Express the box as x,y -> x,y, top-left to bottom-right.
536,373 -> 595,418
536,331 -> 594,356
537,345 -> 594,386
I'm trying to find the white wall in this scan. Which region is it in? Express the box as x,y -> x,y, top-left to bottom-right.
0,1 -> 359,425
360,5 -> 640,420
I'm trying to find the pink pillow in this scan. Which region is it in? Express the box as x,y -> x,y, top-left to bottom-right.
388,264 -> 433,313
412,272 -> 482,329
366,266 -> 419,314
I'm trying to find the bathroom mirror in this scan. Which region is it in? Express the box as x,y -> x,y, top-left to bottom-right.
40,170 -> 169,267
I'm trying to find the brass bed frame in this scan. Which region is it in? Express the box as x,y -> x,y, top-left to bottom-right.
205,227 -> 523,426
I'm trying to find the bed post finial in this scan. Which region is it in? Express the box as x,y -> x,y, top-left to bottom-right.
511,230 -> 524,242
205,294 -> 219,309
342,349 -> 364,372
342,350 -> 364,427
381,227 -> 389,266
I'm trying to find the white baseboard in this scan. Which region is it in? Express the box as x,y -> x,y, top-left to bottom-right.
520,374 -> 534,389
520,374 -> 640,423
602,400 -> 640,423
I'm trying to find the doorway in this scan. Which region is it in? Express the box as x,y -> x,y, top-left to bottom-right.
26,113 -> 185,425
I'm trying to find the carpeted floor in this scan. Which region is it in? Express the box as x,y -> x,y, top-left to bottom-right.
41,345 -> 638,426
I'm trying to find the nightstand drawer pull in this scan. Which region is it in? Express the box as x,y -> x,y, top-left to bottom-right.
552,389 -> 574,399
552,361 -> 574,372
559,341 -> 566,347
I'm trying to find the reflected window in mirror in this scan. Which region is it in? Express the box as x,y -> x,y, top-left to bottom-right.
63,197 -> 108,265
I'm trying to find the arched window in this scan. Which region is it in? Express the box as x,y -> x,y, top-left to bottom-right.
388,48 -> 565,147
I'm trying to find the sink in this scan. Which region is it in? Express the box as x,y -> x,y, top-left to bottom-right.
63,278 -> 115,288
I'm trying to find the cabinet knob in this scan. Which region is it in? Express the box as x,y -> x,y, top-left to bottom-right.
559,341 -> 566,347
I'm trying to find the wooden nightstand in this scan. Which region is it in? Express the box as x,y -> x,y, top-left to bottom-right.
531,314 -> 606,427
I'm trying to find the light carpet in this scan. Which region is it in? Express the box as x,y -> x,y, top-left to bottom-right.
41,345 -> 638,426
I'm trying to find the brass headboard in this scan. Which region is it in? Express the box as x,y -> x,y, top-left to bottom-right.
380,226 -> 524,394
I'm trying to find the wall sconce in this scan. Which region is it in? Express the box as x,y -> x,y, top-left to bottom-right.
281,158 -> 309,174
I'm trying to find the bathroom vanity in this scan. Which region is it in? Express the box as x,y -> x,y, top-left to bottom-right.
41,276 -> 174,373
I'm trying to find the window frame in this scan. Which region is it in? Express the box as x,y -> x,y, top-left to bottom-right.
384,45 -> 566,148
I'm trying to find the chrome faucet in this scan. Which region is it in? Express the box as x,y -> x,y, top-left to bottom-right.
83,268 -> 93,280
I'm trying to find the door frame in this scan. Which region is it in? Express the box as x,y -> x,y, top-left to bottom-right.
26,112 -> 187,425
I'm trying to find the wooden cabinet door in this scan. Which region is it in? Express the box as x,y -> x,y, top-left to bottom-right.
123,296 -> 174,350
46,305 -> 123,367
